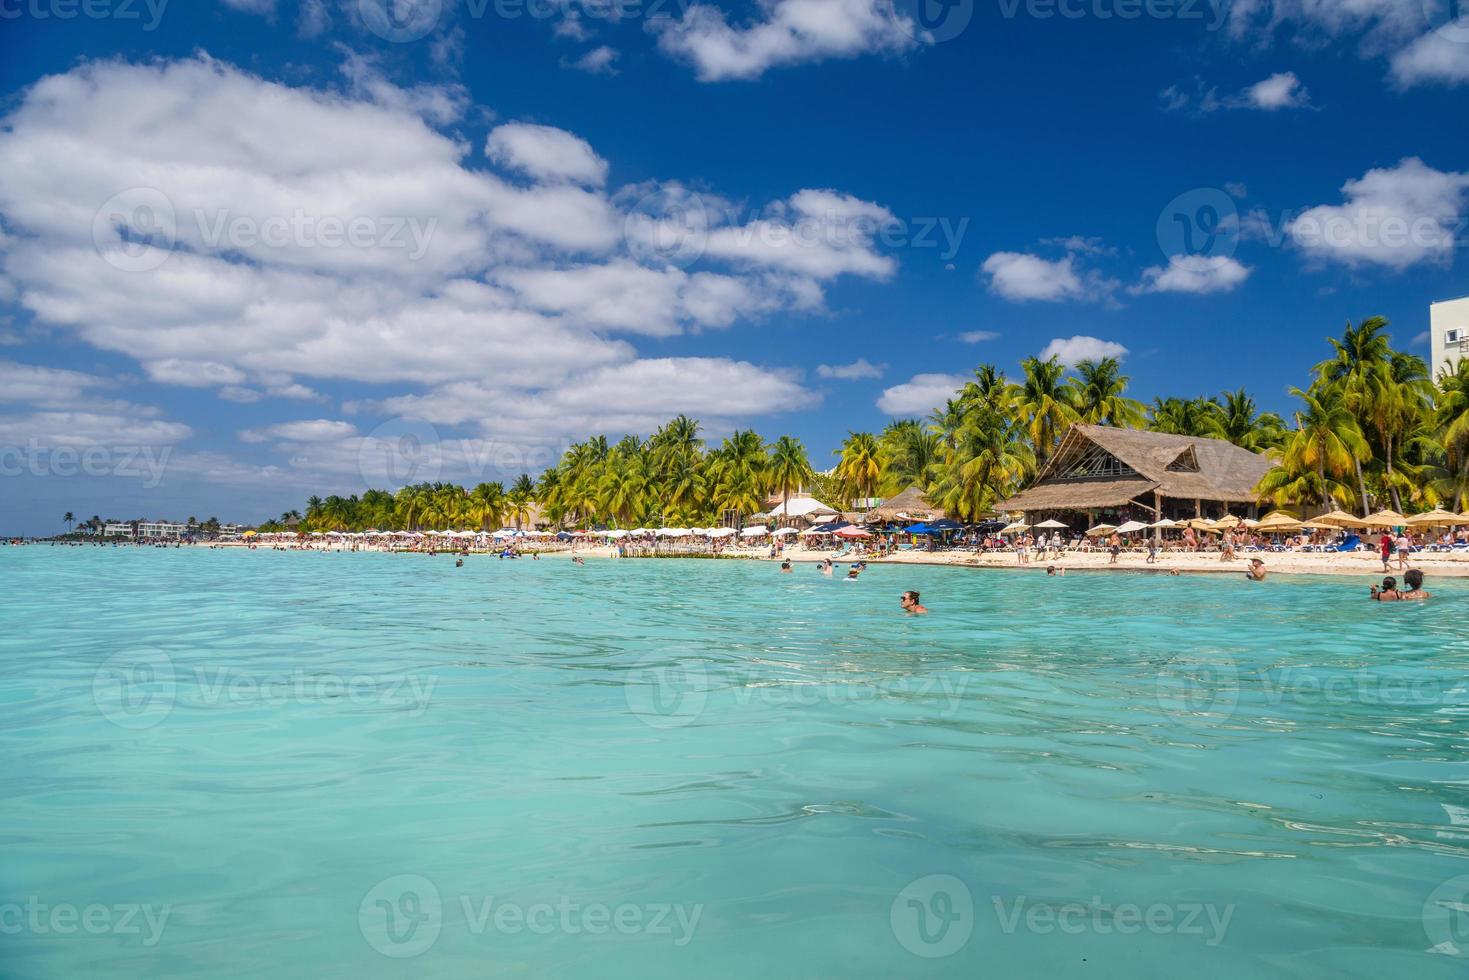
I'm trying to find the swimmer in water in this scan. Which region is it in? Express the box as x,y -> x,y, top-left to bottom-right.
899,590 -> 928,615
780,560 -> 792,573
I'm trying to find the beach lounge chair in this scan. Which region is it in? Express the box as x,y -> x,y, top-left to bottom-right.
1334,534 -> 1362,553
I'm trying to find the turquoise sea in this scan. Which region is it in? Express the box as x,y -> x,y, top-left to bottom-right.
2,546 -> 1468,979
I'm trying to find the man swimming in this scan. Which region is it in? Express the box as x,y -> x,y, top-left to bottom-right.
780,560 -> 792,573
1245,558 -> 1266,581
899,590 -> 928,615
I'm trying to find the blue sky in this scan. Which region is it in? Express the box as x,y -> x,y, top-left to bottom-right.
1,0 -> 1467,533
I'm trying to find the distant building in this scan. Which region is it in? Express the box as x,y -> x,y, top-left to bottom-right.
101,521 -> 190,541
1431,296 -> 1469,378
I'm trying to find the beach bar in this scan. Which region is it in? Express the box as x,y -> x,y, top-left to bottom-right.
996,423 -> 1273,529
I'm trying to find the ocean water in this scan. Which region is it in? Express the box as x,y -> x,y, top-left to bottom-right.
2,546 -> 1467,979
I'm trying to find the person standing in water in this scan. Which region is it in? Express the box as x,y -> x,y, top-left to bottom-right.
1399,568 -> 1431,599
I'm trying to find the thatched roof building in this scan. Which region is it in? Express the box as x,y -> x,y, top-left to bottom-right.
997,424 -> 1271,518
868,485 -> 944,522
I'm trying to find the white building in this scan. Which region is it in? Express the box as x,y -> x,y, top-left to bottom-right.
101,521 -> 190,541
1430,296 -> 1469,378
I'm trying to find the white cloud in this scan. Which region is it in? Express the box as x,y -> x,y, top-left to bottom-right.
566,46 -> 619,75
220,0 -> 275,13
1134,255 -> 1252,294
957,330 -> 999,343
0,56 -> 900,454
240,419 -> 358,444
1226,1 -> 1468,89
654,0 -> 922,81
485,122 -> 609,187
1391,23 -> 1469,86
1243,71 -> 1311,109
1161,71 -> 1311,113
701,190 -> 897,279
1287,157 -> 1469,269
816,358 -> 884,380
0,359 -> 114,406
1039,336 -> 1129,367
981,251 -> 1117,304
876,373 -> 967,415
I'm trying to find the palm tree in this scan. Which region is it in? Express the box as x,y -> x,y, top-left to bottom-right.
1015,356 -> 1078,465
1148,396 -> 1218,437
767,435 -> 814,519
1208,389 -> 1286,452
878,420 -> 942,493
62,512 -> 74,534
1068,358 -> 1144,427
1437,360 -> 1469,511
508,474 -> 536,529
468,482 -> 506,530
834,432 -> 885,507
1258,385 -> 1370,512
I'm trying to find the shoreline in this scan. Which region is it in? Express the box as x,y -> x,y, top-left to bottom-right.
23,539 -> 1469,578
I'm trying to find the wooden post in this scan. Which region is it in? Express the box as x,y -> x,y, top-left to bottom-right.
1153,491 -> 1163,545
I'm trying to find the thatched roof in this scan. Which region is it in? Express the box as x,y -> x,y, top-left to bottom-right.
868,485 -> 944,521
998,424 -> 1272,513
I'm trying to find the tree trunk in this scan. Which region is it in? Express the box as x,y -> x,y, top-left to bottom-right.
1386,435 -> 1402,512
1353,457 -> 1369,516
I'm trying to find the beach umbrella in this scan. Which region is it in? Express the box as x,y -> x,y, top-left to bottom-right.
1085,524 -> 1117,536
1239,518 -> 1261,529
999,521 -> 1029,534
1255,511 -> 1304,533
1362,509 -> 1408,528
707,527 -> 737,538
771,527 -> 799,537
740,526 -> 769,538
1034,519 -> 1068,529
1114,520 -> 1150,534
1148,518 -> 1178,528
1213,515 -> 1241,528
605,529 -> 629,539
835,525 -> 871,538
1314,509 -> 1368,528
1407,508 -> 1462,527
